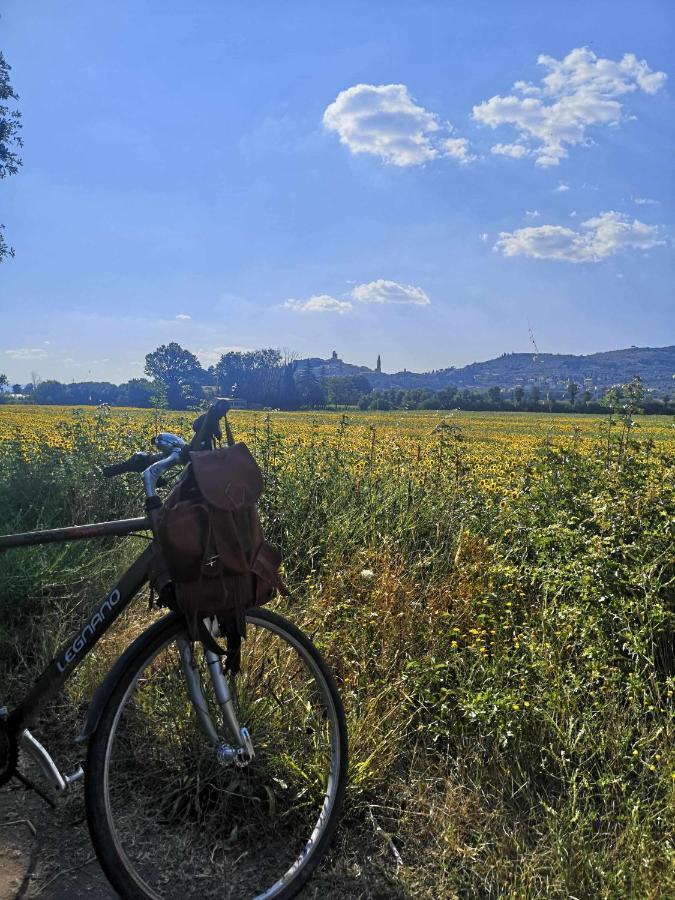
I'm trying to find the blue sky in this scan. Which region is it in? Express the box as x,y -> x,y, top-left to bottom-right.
1,0 -> 673,384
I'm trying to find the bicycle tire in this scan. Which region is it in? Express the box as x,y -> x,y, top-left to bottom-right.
85,609 -> 348,900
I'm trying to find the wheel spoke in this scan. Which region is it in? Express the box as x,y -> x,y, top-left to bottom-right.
89,612 -> 345,900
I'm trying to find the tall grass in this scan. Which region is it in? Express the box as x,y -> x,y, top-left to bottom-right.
0,409 -> 673,898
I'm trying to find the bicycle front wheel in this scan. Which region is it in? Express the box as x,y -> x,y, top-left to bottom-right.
85,609 -> 347,900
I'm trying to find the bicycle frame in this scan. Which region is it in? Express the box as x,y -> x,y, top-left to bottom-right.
1,516 -> 153,734
1,513 -> 249,793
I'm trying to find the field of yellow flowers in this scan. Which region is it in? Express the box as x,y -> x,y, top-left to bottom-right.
1,402 -> 673,481
1,404 -> 674,898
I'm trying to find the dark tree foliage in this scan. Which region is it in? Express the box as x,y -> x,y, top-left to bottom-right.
296,367 -> 326,408
144,342 -> 206,409
325,374 -> 372,408
0,50 -> 22,262
213,349 -> 283,406
116,378 -> 155,408
278,362 -> 301,411
32,380 -> 120,405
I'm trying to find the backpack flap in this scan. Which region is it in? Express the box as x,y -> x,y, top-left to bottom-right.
189,443 -> 263,511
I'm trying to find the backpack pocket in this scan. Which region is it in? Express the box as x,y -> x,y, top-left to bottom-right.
158,501 -> 211,582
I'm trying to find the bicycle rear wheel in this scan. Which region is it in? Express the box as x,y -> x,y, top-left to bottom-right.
85,609 -> 347,899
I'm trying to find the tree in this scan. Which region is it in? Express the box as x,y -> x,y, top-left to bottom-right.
278,362 -> 300,410
144,342 -> 205,409
116,378 -> 155,408
436,386 -> 458,409
296,366 -> 326,408
325,375 -> 371,409
487,385 -> 502,405
514,386 -> 525,406
0,373 -> 7,388
530,385 -> 541,405
12,383 -> 21,394
545,390 -> 554,413
566,381 -> 579,405
32,380 -> 68,404
213,349 -> 282,406
1,51 -> 23,261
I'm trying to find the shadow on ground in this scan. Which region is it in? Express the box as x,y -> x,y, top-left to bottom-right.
0,781 -> 411,900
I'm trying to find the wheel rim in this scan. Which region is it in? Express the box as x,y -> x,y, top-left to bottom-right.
101,614 -> 342,899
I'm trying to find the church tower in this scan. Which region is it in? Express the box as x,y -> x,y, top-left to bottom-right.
376,354 -> 381,373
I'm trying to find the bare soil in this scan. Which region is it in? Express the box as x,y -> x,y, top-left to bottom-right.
0,782 -> 114,900
0,781 -> 409,900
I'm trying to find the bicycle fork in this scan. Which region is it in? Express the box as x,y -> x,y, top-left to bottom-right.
177,634 -> 255,767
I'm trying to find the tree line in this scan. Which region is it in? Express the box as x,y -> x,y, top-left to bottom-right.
0,345 -> 308,410
1,343 -> 673,414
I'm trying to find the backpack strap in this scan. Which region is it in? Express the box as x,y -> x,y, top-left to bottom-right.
196,616 -> 243,676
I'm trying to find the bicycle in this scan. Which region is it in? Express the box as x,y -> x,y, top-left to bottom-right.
0,400 -> 348,899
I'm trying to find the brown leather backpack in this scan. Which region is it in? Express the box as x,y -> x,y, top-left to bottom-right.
152,437 -> 283,673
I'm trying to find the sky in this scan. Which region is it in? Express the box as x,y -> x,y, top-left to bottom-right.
0,0 -> 673,385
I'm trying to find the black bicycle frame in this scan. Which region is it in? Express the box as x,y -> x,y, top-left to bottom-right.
1,516 -> 155,734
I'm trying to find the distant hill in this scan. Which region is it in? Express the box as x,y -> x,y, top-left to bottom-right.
299,346 -> 675,396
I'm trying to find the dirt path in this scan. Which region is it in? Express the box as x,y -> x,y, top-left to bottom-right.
0,783 -> 114,899
1,781 -> 409,900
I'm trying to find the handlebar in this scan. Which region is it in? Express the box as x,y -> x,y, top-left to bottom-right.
101,452 -> 165,478
101,399 -> 232,498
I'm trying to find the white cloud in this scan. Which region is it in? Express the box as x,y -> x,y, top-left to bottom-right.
442,137 -> 476,162
352,279 -> 430,305
284,295 -> 353,314
525,209 -> 541,218
479,232 -> 489,242
3,347 -> 49,359
282,280 -> 431,313
491,142 -> 529,158
176,313 -> 191,321
555,182 -> 570,192
472,47 -> 667,166
494,211 -> 665,263
633,196 -> 660,205
323,83 -> 471,167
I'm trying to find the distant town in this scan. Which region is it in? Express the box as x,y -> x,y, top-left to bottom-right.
300,345 -> 675,396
